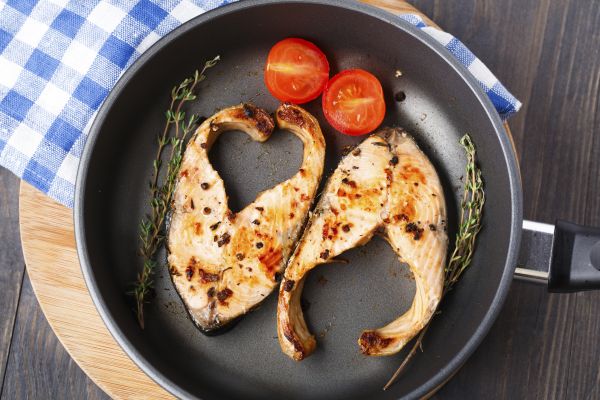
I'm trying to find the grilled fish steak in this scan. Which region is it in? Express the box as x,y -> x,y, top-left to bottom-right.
277,128 -> 447,360
168,103 -> 325,332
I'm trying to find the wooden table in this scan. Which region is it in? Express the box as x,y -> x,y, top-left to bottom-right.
1,0 -> 599,398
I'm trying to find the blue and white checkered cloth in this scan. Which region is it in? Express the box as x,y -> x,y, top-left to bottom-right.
0,1 -> 521,208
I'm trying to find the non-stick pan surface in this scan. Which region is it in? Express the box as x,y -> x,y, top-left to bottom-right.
75,1 -> 522,399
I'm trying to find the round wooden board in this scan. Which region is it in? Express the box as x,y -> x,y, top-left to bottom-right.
18,2 -> 514,398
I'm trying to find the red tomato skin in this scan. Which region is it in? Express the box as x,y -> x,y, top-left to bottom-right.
264,38 -> 330,104
322,69 -> 386,136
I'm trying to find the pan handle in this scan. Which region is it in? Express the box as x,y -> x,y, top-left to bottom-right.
516,220 -> 600,292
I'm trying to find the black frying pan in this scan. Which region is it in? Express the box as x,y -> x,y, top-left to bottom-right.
74,1 -> 600,399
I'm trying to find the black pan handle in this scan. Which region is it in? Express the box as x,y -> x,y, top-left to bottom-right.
516,220 -> 600,292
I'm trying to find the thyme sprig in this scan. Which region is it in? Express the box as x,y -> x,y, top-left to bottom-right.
132,55 -> 220,329
383,134 -> 485,390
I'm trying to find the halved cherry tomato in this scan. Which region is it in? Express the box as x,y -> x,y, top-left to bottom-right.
322,69 -> 386,135
264,38 -> 329,104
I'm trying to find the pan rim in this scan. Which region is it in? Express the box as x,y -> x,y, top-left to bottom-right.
74,0 -> 523,399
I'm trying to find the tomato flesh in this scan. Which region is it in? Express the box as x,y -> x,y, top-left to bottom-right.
322,69 -> 386,135
264,38 -> 329,104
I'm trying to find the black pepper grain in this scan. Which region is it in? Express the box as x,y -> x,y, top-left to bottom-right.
283,279 -> 295,292
217,232 -> 231,247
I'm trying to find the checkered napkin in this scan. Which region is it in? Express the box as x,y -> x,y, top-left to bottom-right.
0,1 -> 521,208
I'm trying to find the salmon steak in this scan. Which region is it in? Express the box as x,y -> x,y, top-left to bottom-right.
168,103 -> 325,332
277,128 -> 448,360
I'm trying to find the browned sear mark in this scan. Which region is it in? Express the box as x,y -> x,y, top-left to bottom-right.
185,266 -> 194,281
260,249 -> 283,275
322,223 -> 329,240
235,104 -> 275,135
405,222 -> 424,240
216,288 -> 233,304
372,141 -> 389,148
203,207 -> 211,215
277,104 -> 305,127
194,222 -> 202,234
236,253 -> 245,261
390,156 -> 399,165
252,219 -> 260,225
320,250 -> 330,259
242,103 -> 255,117
342,224 -> 351,232
256,242 -> 264,249
359,331 -> 393,355
207,287 -> 215,297
384,168 -> 393,182
341,145 -> 354,156
283,325 -> 305,357
209,222 -> 220,231
198,269 -> 219,284
201,182 -> 210,190
226,210 -> 236,222
255,206 -> 264,212
352,148 -> 361,156
341,178 -> 357,188
394,213 -> 409,222
429,224 -> 437,231
401,165 -> 426,184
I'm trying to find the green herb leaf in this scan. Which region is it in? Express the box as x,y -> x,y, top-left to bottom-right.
130,55 -> 220,329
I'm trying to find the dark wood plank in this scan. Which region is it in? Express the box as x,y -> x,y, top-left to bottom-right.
0,168 -> 26,391
405,0 -> 600,398
0,273 -> 109,400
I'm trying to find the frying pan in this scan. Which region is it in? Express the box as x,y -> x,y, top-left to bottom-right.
74,1 -> 600,399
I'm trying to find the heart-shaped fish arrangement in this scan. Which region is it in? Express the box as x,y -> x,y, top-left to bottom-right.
167,103 -> 325,333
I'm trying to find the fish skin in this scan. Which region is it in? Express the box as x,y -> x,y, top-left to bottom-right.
168,103 -> 325,332
277,128 -> 447,360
